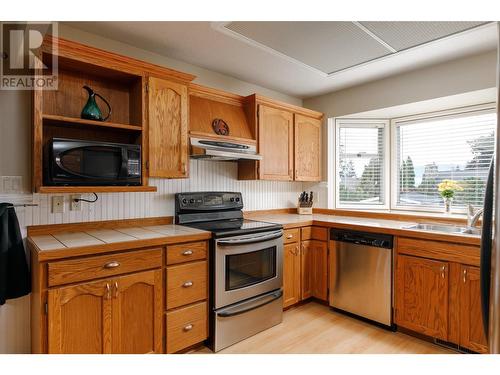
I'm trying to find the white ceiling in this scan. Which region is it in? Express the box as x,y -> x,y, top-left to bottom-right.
66,21 -> 497,99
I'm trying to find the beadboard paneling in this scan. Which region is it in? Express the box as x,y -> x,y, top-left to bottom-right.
0,159 -> 304,353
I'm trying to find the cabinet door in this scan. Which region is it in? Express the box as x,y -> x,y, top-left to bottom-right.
48,279 -> 112,354
459,265 -> 488,353
111,270 -> 163,354
258,105 -> 294,180
283,242 -> 301,308
148,77 -> 188,178
311,241 -> 328,301
301,240 -> 313,300
395,255 -> 448,340
294,114 -> 321,181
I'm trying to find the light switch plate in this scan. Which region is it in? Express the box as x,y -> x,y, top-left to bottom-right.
51,196 -> 64,213
1,176 -> 23,194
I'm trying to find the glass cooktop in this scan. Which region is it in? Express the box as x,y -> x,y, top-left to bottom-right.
184,219 -> 282,238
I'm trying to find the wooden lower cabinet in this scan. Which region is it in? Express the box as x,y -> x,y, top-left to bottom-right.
48,270 -> 162,354
283,242 -> 301,308
111,270 -> 163,354
166,302 -> 207,353
48,278 -> 113,354
459,265 -> 488,353
301,240 -> 328,301
395,255 -> 449,340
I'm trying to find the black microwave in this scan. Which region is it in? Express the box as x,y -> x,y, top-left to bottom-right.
45,138 -> 141,186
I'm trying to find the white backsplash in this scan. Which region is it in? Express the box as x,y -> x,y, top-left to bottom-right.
0,159 -> 305,353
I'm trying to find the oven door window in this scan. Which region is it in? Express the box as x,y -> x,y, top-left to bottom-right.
225,246 -> 276,291
59,146 -> 122,178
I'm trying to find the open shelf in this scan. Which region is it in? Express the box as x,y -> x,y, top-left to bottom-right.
42,114 -> 143,132
38,185 -> 157,194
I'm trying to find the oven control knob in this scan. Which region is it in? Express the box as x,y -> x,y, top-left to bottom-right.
189,198 -> 195,204
235,197 -> 240,202
182,198 -> 187,204
230,197 -> 235,202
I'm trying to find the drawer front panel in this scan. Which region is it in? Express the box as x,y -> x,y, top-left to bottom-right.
166,261 -> 207,309
48,248 -> 163,287
284,228 -> 300,244
301,226 -> 327,241
166,241 -> 207,265
166,301 -> 207,353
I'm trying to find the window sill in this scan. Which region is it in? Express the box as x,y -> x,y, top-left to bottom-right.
323,207 -> 470,224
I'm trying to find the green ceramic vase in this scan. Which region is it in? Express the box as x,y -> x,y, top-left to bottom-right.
81,85 -> 112,122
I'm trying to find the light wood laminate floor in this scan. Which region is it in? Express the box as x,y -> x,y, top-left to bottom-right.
194,302 -> 454,354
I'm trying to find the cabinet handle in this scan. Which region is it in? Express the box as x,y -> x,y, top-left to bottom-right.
286,234 -> 293,239
463,269 -> 467,284
441,265 -> 446,279
295,245 -> 299,256
114,281 -> 119,298
105,283 -> 111,300
183,324 -> 193,332
182,250 -> 193,256
104,261 -> 120,269
182,162 -> 187,174
182,281 -> 193,288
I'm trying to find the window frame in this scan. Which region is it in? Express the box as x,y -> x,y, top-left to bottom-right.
331,103 -> 496,214
390,104 -> 496,214
334,119 -> 391,210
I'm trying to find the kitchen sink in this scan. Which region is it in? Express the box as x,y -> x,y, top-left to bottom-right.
403,223 -> 481,236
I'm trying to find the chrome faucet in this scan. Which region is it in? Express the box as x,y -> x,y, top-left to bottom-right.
467,204 -> 484,228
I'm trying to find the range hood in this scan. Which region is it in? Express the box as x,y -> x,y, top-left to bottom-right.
190,137 -> 262,161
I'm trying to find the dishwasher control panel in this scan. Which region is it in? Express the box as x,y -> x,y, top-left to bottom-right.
330,229 -> 393,249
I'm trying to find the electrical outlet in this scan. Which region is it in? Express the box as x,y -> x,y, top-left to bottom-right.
51,196 -> 64,213
70,195 -> 81,211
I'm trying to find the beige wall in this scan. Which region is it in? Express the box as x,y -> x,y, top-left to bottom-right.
302,50 -> 497,208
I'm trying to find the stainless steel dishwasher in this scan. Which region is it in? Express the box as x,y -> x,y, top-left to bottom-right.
330,229 -> 393,327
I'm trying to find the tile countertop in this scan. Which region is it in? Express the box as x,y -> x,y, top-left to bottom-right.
28,224 -> 211,261
247,213 -> 481,246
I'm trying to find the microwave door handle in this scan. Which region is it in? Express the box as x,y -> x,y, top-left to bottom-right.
217,230 -> 283,246
119,148 -> 128,178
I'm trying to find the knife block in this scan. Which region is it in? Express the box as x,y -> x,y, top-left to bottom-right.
297,206 -> 313,215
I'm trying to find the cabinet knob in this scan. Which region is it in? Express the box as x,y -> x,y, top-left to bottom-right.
104,261 -> 120,269
286,234 -> 293,239
182,281 -> 193,288
183,324 -> 193,332
182,250 -> 193,256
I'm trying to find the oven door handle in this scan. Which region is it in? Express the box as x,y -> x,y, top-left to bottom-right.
216,290 -> 283,318
217,230 -> 283,246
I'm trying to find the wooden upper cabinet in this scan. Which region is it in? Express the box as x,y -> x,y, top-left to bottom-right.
258,105 -> 294,180
148,77 -> 189,178
48,279 -> 112,354
459,265 -> 488,353
283,243 -> 301,308
111,270 -> 163,354
395,255 -> 449,340
294,114 -> 322,181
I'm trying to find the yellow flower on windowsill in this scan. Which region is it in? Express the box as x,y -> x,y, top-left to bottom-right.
437,179 -> 463,199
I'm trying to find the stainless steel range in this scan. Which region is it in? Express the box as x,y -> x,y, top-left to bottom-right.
175,192 -> 284,352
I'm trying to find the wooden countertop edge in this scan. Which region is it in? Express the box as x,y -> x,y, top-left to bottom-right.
29,232 -> 212,262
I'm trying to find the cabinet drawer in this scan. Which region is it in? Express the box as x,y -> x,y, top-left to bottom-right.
48,248 -> 163,287
166,261 -> 207,309
397,237 -> 480,266
301,226 -> 327,241
166,241 -> 207,265
284,228 -> 300,244
166,301 -> 207,353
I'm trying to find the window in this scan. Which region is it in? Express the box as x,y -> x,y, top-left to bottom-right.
335,120 -> 389,209
394,108 -> 496,211
333,105 -> 496,212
